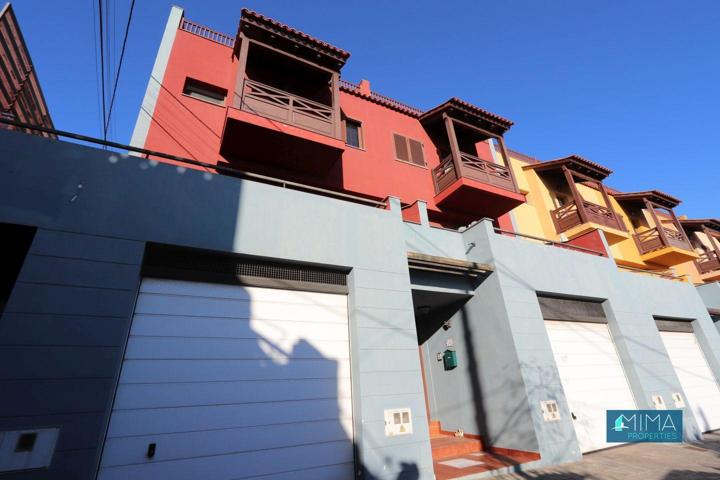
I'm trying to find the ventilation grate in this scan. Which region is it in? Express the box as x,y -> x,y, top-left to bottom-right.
143,244 -> 347,288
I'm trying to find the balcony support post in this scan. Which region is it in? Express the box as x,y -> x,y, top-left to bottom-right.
668,208 -> 691,246
331,72 -> 341,140
597,181 -> 623,231
232,35 -> 251,109
495,136 -> 520,193
705,227 -> 720,259
645,199 -> 671,248
562,166 -> 588,224
443,113 -> 463,179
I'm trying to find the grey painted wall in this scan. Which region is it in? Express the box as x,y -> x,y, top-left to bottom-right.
404,217 -> 720,467
698,282 -> 720,334
0,130 -> 433,480
0,231 -> 143,479
463,220 -> 720,463
128,6 -> 182,150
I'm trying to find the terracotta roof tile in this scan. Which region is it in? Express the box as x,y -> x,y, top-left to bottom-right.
612,190 -> 682,208
523,154 -> 612,180
241,9 -> 350,59
420,98 -> 514,131
448,97 -> 514,128
339,79 -> 423,117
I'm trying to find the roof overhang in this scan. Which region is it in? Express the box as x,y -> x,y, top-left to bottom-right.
419,98 -> 513,136
680,218 -> 720,234
238,9 -> 350,70
523,155 -> 611,181
612,190 -> 681,209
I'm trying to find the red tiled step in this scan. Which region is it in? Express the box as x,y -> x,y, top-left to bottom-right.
429,420 -> 442,438
431,436 -> 483,460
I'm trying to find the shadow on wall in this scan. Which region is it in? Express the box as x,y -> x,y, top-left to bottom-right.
98,278 -> 419,479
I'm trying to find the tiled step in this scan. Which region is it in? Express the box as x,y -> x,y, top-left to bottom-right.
429,420 -> 442,438
431,436 -> 483,461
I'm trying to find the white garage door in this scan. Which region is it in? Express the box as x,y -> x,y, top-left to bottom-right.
660,330 -> 720,432
98,278 -> 354,480
545,321 -> 636,453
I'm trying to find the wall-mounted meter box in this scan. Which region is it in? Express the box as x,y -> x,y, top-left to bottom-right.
651,394 -> 666,410
671,392 -> 686,408
0,428 -> 59,473
443,349 -> 457,370
384,408 -> 413,436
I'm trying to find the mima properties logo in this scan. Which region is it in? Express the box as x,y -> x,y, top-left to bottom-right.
607,410 -> 683,443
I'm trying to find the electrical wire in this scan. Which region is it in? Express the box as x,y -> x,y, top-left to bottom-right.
104,0 -> 136,137
90,0 -> 103,137
98,0 -> 107,144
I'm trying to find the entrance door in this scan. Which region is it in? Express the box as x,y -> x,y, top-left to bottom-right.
545,320 -> 636,452
98,278 -> 354,479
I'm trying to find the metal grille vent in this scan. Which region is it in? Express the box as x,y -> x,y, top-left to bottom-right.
143,244 -> 347,288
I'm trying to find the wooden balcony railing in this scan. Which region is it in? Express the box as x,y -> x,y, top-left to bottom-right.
240,79 -> 336,137
432,152 -> 516,194
550,200 -> 624,234
696,251 -> 720,274
633,226 -> 692,255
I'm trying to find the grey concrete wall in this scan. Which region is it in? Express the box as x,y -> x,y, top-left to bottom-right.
698,282 -> 720,333
0,130 -> 433,479
404,216 -> 720,466
698,282 -> 720,312
462,220 -> 720,462
0,230 -> 143,479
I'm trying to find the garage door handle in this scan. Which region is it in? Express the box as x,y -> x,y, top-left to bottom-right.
571,412 -> 577,420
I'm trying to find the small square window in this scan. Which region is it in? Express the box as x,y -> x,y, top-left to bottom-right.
15,432 -> 37,452
344,119 -> 362,148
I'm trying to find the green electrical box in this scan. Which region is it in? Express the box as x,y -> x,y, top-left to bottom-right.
443,349 -> 458,370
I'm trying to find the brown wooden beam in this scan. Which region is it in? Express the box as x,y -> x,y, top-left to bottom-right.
562,166 -> 588,224
706,226 -> 720,258
232,35 -> 250,108
443,113 -> 463,178
598,181 -> 624,231
331,72 -> 341,140
495,136 -> 520,193
645,199 -> 670,247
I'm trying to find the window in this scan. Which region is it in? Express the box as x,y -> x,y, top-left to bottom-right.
344,119 -> 362,148
182,78 -> 227,105
393,133 -> 425,167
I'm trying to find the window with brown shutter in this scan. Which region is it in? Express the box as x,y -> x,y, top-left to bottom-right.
393,133 -> 409,162
393,133 -> 425,167
408,138 -> 425,166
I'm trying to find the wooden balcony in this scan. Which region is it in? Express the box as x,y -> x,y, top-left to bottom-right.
550,200 -> 629,245
432,152 -> 525,218
696,251 -> 720,280
221,79 -> 344,175
633,226 -> 698,267
240,79 -> 336,137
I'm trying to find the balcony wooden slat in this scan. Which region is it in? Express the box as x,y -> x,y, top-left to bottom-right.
695,252 -> 720,274
634,226 -> 693,255
550,200 -> 625,234
432,151 -> 516,195
240,79 -> 335,136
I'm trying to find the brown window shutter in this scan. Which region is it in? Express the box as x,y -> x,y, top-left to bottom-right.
408,139 -> 425,166
393,133 -> 409,162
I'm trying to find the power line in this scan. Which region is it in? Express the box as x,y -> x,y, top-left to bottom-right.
90,0 -> 103,136
98,0 -> 107,144
104,0 -> 136,137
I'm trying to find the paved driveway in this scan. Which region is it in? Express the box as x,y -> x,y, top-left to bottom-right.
494,431 -> 720,480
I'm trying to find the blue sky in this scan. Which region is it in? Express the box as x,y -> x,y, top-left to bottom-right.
15,0 -> 720,217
